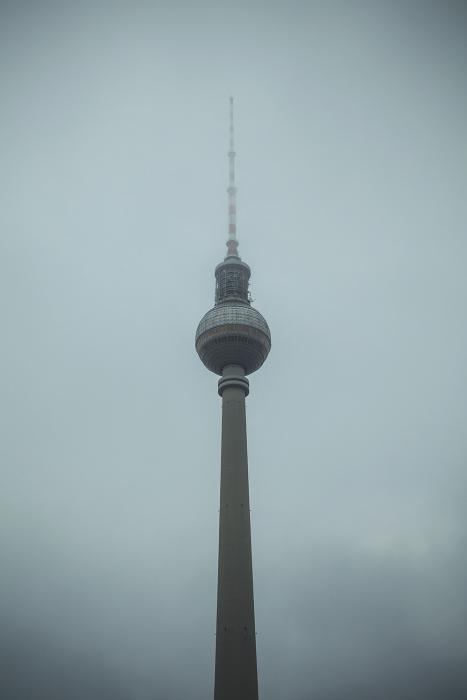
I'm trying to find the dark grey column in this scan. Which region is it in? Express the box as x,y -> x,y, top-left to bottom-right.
214,364 -> 258,700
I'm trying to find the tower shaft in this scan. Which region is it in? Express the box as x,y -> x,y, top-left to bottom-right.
215,364 -> 258,700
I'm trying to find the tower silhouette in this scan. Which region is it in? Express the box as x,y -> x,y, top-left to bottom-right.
195,99 -> 271,700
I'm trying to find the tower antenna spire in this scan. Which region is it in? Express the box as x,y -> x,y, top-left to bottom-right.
227,96 -> 239,257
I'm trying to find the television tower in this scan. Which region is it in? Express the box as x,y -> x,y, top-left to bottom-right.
195,98 -> 271,700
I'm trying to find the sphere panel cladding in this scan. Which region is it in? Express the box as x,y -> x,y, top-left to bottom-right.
196,302 -> 271,375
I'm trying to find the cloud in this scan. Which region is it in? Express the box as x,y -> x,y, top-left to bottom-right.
1,0 -> 466,698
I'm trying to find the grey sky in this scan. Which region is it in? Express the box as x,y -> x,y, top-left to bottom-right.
1,1 -> 467,698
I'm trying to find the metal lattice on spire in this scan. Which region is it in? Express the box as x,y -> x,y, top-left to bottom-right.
227,96 -> 238,257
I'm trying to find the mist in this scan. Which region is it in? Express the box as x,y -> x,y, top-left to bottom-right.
1,1 -> 467,697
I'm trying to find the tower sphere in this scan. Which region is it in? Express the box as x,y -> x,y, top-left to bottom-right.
195,299 -> 271,376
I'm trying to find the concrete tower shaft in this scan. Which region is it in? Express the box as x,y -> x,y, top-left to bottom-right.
215,364 -> 258,700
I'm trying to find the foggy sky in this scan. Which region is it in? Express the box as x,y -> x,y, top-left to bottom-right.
1,1 -> 467,698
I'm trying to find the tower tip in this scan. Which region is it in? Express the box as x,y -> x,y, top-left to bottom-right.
227,98 -> 238,257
